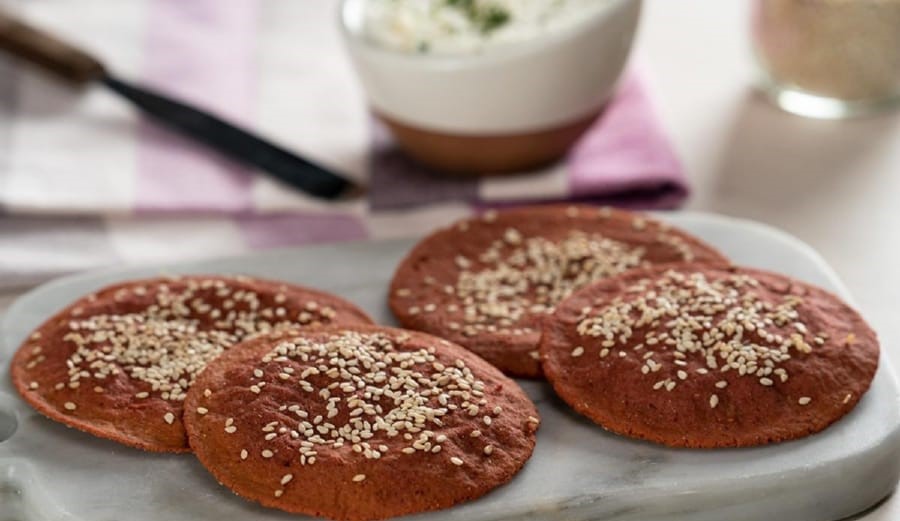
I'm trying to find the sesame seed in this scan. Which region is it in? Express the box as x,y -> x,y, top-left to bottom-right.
262,450 -> 274,458
196,407 -> 208,415
163,412 -> 175,425
676,370 -> 688,380
353,474 -> 366,482
240,449 -> 248,460
571,346 -> 585,357
798,397 -> 812,405
274,490 -> 283,498
709,395 -> 719,409
484,445 -> 494,455
715,380 -> 728,389
843,393 -> 852,404
483,416 -> 492,426
135,392 -> 149,399
64,402 -> 76,411
28,381 -> 38,390
281,474 -> 293,485
759,377 -> 774,386
225,426 -> 237,434
450,457 -> 464,466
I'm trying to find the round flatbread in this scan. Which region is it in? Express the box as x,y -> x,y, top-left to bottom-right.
389,205 -> 729,377
10,275 -> 373,453
540,265 -> 880,448
184,325 -> 540,521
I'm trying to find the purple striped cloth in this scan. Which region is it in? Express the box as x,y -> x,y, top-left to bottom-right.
0,0 -> 687,287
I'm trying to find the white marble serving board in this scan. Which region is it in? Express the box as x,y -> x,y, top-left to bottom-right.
0,213 -> 898,521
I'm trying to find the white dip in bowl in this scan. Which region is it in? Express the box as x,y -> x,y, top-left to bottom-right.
341,0 -> 642,174
362,0 -> 619,55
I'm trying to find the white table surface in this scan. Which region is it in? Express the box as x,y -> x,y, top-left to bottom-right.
638,1 -> 900,518
1,1 -> 897,519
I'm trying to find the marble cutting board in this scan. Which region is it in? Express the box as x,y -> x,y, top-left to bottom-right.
0,212 -> 898,521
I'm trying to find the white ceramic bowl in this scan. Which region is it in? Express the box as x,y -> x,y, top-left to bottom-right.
339,0 -> 642,173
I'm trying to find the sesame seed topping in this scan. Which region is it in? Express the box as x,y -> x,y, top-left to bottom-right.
52,277 -> 339,406
798,397 -> 812,405
240,449 -> 248,460
274,489 -> 283,498
164,412 -> 175,424
64,402 -> 76,411
281,474 -> 293,485
484,445 -> 494,455
196,407 -> 208,415
28,381 -> 38,390
450,457 -> 464,466
443,225 -> 674,338
221,331 -> 508,470
575,270 -> 824,410
709,395 -> 719,409
352,474 -> 366,482
571,346 -> 585,357
843,393 -> 852,404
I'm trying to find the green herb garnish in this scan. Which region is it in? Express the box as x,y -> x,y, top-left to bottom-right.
480,7 -> 510,33
443,0 -> 511,34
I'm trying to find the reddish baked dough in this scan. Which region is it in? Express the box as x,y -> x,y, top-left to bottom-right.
390,205 -> 728,378
10,275 -> 373,453
184,325 -> 540,521
540,264 -> 880,448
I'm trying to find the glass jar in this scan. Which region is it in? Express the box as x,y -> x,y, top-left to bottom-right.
752,0 -> 900,119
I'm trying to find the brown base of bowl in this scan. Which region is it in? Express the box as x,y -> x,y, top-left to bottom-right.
378,110 -> 602,176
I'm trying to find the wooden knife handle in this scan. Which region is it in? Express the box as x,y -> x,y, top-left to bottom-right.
0,9 -> 105,85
